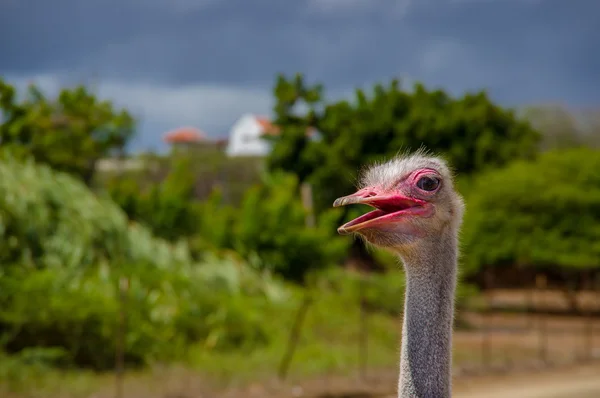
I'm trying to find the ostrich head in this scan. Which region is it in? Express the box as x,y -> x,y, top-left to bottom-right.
333,151 -> 464,255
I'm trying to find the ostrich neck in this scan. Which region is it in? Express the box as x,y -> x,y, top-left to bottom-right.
397,231 -> 458,398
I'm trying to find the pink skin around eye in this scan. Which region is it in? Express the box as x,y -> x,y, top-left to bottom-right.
403,168 -> 441,193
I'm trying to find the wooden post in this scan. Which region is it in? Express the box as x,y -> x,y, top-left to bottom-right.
358,275 -> 368,381
277,182 -> 316,381
536,274 -> 548,365
278,295 -> 313,381
115,277 -> 129,398
584,271 -> 593,361
595,272 -> 600,360
482,267 -> 494,369
526,275 -> 535,330
300,183 -> 316,228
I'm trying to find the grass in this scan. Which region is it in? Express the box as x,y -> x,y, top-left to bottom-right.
0,355 -> 101,398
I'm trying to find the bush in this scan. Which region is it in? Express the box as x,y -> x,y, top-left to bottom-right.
108,159 -> 349,283
0,154 -> 290,369
0,255 -> 289,370
0,151 -> 191,270
105,156 -> 200,242
190,171 -> 349,283
231,172 -> 350,283
462,147 -> 600,276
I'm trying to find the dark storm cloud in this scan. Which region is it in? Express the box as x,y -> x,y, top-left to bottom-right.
2,0 -> 598,101
406,0 -> 600,104
1,0 -> 599,150
1,0 -> 413,86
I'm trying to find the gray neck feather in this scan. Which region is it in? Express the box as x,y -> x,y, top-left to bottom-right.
397,229 -> 458,398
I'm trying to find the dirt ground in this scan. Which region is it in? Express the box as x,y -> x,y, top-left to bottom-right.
208,361 -> 600,398
211,307 -> 600,398
453,362 -> 600,398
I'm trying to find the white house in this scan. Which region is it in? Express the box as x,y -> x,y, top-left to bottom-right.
225,114 -> 280,157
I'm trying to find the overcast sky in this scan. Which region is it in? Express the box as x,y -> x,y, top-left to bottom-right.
1,0 -> 599,152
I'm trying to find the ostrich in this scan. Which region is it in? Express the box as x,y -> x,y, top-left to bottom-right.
333,151 -> 464,398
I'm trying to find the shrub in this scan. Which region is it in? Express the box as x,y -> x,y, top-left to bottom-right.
0,151 -> 191,270
0,255 -> 289,370
230,172 -> 350,283
105,156 -> 200,242
0,153 -> 290,369
461,147 -> 600,276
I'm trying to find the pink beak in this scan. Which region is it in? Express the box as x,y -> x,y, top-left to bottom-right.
333,188 -> 429,235
332,188 -> 381,207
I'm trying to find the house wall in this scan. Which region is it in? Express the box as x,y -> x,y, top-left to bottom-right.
225,114 -> 272,157
96,157 -> 146,172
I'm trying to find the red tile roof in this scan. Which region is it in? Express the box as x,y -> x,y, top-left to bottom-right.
255,116 -> 281,136
254,115 -> 317,137
163,127 -> 207,143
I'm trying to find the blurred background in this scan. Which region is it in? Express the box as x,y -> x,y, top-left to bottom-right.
1,1 -> 600,397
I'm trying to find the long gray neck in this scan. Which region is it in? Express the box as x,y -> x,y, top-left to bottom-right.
397,231 -> 458,398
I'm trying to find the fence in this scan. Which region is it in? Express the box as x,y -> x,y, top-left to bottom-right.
457,271 -> 600,376
271,268 -> 600,385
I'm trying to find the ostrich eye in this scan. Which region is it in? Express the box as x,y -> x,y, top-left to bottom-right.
416,176 -> 440,192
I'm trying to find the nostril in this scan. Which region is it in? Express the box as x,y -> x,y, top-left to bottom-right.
364,191 -> 377,198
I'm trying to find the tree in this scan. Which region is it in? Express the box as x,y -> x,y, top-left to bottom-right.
461,147 -> 600,311
267,74 -> 541,215
266,74 -> 541,268
0,78 -> 135,184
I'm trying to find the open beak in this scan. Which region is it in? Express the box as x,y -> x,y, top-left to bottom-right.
333,188 -> 428,235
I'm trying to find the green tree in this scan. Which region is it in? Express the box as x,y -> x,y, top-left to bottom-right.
461,147 -> 600,277
0,78 -> 135,184
267,74 -> 541,216
266,74 -> 541,268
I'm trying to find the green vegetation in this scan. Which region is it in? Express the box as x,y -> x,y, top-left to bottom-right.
106,156 -> 348,282
0,150 -> 191,269
0,77 -> 134,185
0,74 -> 599,396
462,147 -> 600,275
268,74 -> 540,214
267,74 -> 543,267
0,267 -> 481,397
0,153 -> 287,370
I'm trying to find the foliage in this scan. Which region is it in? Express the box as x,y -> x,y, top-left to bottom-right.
0,78 -> 135,184
267,73 -> 541,215
191,188 -> 237,255
6,270 -> 476,394
0,150 -> 191,270
461,147 -> 600,275
107,157 -> 346,282
0,152 -> 346,370
106,156 -> 200,242
0,254 -> 289,370
198,172 -> 350,283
